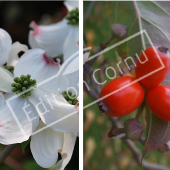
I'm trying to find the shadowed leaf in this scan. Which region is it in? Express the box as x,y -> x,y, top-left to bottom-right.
143,111 -> 170,158
135,1 -> 170,49
124,118 -> 143,141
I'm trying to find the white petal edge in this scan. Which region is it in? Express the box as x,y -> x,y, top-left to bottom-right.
0,92 -> 5,109
28,19 -> 69,57
62,46 -> 79,94
30,121 -> 64,168
28,88 -> 79,133
0,95 -> 39,145
55,133 -> 77,170
63,26 -> 79,61
62,45 -> 79,75
0,67 -> 14,93
64,1 -> 79,11
7,42 -> 28,66
0,28 -> 12,65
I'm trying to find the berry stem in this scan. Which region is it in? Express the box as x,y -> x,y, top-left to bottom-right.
135,98 -> 146,120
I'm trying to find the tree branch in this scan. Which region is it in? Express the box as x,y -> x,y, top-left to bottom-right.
110,117 -> 170,170
0,145 -> 15,164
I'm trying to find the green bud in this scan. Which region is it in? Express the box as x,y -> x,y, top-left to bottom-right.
66,8 -> 79,25
11,83 -> 16,87
21,94 -> 25,98
11,75 -> 37,98
68,91 -> 72,96
12,88 -> 17,92
16,83 -> 21,88
18,78 -> 23,83
27,75 -> 31,79
69,100 -> 72,105
71,19 -> 76,24
22,87 -> 26,91
33,80 -> 36,84
14,77 -> 19,82
73,100 -> 77,105
20,75 -> 25,80
24,81 -> 28,86
27,91 -> 31,96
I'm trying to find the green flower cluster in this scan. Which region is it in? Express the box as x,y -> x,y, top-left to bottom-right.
4,66 -> 14,74
62,91 -> 78,105
66,8 -> 79,25
11,75 -> 36,98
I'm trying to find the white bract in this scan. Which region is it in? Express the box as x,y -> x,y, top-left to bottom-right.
0,28 -> 28,66
31,121 -> 77,170
0,92 -> 4,109
0,48 -> 79,145
28,0 -> 79,61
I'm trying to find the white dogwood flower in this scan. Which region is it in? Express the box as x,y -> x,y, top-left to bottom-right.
30,121 -> 77,170
28,0 -> 79,61
0,48 -> 79,145
0,28 -> 28,67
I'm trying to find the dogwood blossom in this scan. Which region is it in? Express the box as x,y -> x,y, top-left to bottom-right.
0,3 -> 79,168
0,48 -> 79,145
0,28 -> 28,110
28,47 -> 79,169
31,121 -> 77,169
0,28 -> 28,67
28,0 -> 79,61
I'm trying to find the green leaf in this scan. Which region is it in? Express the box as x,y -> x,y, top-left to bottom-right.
84,1 -> 143,63
143,110 -> 170,158
135,1 -> 170,49
107,1 -> 143,58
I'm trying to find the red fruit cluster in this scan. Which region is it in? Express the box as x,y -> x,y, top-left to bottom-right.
99,46 -> 170,120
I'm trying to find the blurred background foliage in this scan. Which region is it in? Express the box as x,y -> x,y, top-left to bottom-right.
83,1 -> 170,170
0,1 -> 78,170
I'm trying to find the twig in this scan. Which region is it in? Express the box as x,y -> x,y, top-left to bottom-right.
135,98 -> 146,119
84,82 -> 98,100
88,37 -> 114,65
110,117 -> 170,170
0,145 -> 15,164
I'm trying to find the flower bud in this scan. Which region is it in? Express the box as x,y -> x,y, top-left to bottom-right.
124,118 -> 143,141
111,24 -> 127,40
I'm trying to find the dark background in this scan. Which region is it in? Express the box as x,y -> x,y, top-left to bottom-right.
0,1 -> 79,170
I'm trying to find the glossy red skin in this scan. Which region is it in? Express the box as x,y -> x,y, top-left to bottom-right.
99,76 -> 145,117
147,85 -> 170,121
135,46 -> 170,89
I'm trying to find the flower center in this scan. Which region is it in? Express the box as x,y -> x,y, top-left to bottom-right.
62,91 -> 78,105
11,75 -> 36,98
66,8 -> 79,25
4,66 -> 14,74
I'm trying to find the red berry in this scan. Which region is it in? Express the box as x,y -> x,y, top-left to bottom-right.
147,85 -> 170,121
99,76 -> 145,117
135,46 -> 170,89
